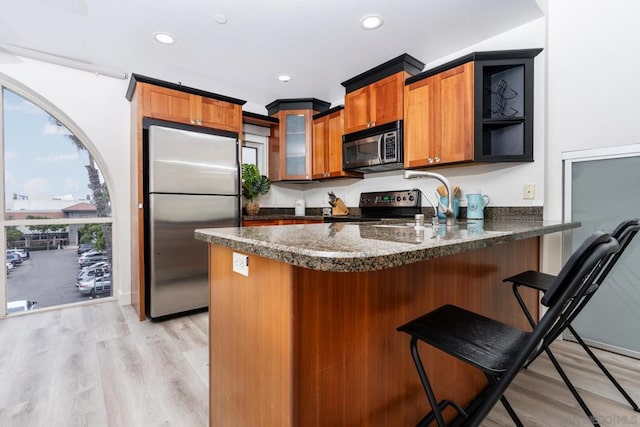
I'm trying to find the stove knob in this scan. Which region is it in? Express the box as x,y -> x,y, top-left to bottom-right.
409,195 -> 415,201
403,196 -> 407,201
396,196 -> 401,201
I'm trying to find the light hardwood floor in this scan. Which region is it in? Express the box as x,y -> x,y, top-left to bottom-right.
0,301 -> 208,427
0,301 -> 638,426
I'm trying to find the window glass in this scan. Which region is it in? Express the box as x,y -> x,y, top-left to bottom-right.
3,88 -> 111,219
242,127 -> 269,175
2,86 -> 113,314
242,146 -> 258,166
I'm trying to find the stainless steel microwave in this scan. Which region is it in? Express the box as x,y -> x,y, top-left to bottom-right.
342,120 -> 403,173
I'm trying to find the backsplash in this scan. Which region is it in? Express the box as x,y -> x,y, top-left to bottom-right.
245,206 -> 543,221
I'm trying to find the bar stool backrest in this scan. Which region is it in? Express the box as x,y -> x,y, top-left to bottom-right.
542,221 -> 639,344
465,232 -> 620,426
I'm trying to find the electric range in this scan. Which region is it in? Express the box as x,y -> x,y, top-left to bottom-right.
324,189 -> 421,223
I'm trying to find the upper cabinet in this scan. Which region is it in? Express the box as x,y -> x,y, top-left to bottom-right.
341,54 -> 425,135
404,49 -> 542,169
266,98 -> 330,181
312,106 -> 362,180
126,74 -> 245,133
404,63 -> 474,168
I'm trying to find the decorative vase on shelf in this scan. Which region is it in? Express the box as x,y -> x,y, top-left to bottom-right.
245,200 -> 260,216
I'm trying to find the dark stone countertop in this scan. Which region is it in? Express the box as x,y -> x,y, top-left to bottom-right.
195,219 -> 579,273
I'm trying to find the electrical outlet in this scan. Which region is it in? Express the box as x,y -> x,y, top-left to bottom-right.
523,184 -> 535,200
232,252 -> 249,276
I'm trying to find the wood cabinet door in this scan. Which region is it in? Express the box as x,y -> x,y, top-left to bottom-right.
327,111 -> 346,176
404,76 -> 440,168
142,84 -> 193,124
404,64 -> 474,168
438,63 -> 474,163
311,117 -> 328,179
344,86 -> 373,134
371,73 -> 404,127
198,96 -> 242,132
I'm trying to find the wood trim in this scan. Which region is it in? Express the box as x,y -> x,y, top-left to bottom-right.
131,85 -> 145,320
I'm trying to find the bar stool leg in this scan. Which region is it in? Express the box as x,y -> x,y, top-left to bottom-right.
410,336 -> 447,427
485,374 -> 524,427
567,325 -> 640,412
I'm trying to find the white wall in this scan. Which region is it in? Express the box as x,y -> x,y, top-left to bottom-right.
542,0 -> 640,274
267,18 -> 547,210
0,59 -> 132,304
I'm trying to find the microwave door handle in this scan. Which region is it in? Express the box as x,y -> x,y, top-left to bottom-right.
377,134 -> 384,163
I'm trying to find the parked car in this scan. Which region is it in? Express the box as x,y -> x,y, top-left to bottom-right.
7,300 -> 37,314
78,275 -> 111,296
6,252 -> 22,266
78,250 -> 103,262
76,262 -> 111,286
7,248 -> 29,259
77,243 -> 95,255
79,254 -> 110,268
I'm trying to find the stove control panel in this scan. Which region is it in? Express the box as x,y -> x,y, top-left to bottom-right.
359,189 -> 420,208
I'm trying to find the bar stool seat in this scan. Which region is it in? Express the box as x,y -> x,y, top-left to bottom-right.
399,305 -> 531,376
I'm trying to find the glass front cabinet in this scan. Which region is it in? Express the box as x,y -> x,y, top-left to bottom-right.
266,98 -> 330,181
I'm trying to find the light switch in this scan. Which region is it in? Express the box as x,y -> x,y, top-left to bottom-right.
523,184 -> 535,200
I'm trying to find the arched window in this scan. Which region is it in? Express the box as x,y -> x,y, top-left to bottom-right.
1,79 -> 113,315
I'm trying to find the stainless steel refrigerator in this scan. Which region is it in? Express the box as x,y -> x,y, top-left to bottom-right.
145,122 -> 240,319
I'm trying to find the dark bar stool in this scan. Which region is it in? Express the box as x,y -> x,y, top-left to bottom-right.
398,232 -> 620,426
504,219 -> 640,414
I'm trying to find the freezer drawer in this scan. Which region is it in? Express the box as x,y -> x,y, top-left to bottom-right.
148,193 -> 239,318
149,125 -> 239,195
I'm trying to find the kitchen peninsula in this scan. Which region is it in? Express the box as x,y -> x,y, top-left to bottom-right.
195,219 -> 578,426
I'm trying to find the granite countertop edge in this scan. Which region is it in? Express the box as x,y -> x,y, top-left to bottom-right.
195,220 -> 579,273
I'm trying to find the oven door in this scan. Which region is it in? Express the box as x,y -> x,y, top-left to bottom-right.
342,134 -> 382,170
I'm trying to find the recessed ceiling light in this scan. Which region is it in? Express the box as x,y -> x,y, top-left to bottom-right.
278,74 -> 291,83
154,32 -> 175,44
360,14 -> 383,30
214,14 -> 228,24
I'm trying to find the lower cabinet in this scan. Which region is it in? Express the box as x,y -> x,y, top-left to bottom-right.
243,219 -> 324,227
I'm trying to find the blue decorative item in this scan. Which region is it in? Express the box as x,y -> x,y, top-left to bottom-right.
465,193 -> 490,219
437,196 -> 459,220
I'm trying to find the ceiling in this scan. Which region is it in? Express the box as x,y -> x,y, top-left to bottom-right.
0,0 -> 543,113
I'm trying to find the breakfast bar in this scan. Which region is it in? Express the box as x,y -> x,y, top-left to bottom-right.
195,219 -> 578,426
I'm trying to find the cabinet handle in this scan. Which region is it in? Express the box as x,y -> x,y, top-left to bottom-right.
197,119 -> 202,125
428,157 -> 434,164
435,156 -> 441,163
190,118 -> 196,124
